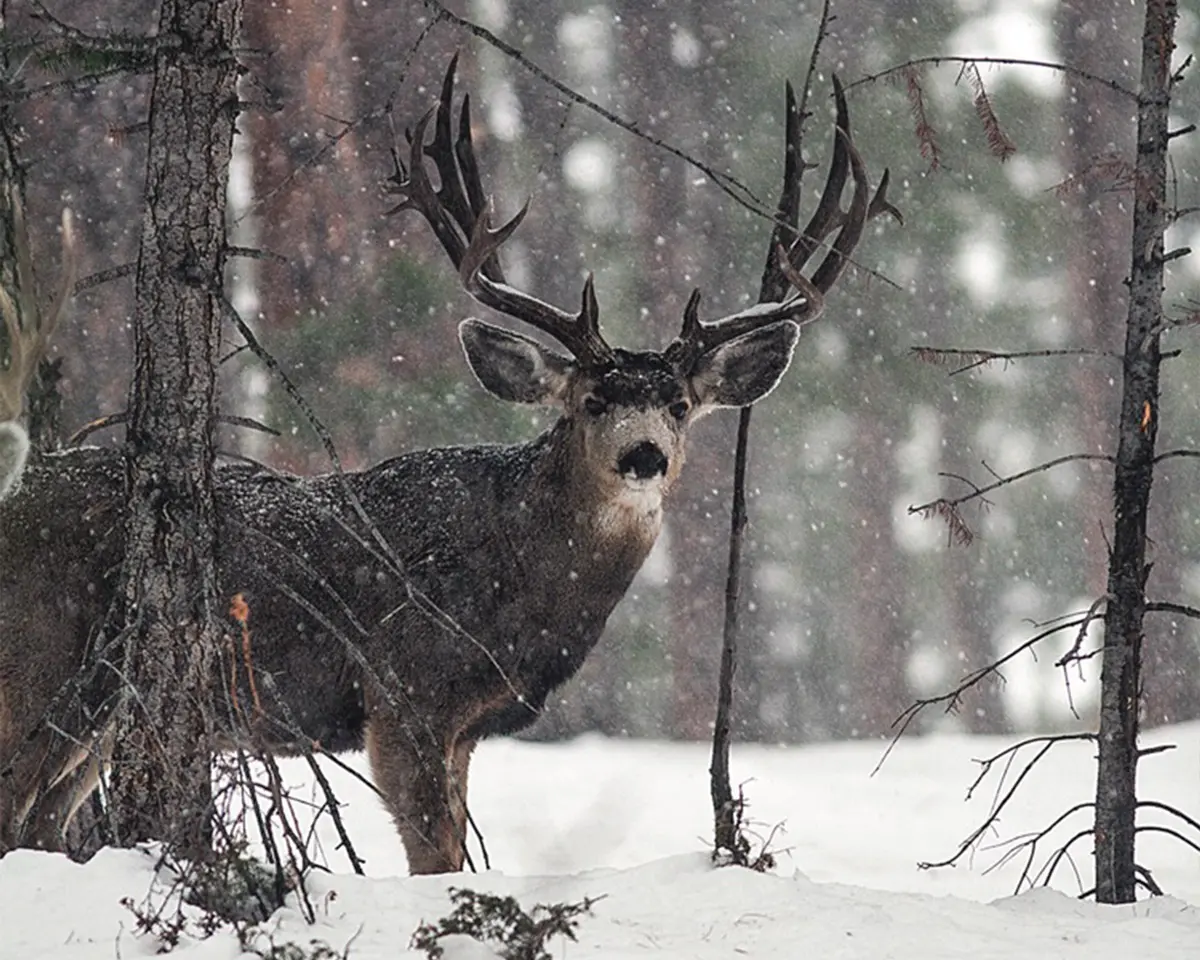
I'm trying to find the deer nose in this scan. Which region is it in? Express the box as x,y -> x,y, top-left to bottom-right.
618,441 -> 669,480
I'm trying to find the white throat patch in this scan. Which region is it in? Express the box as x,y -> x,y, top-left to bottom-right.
595,476 -> 666,542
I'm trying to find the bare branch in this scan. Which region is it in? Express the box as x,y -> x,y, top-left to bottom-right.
419,0 -> 776,219
1145,599 -> 1200,620
1153,449 -> 1200,465
1135,825 -> 1200,857
843,56 -> 1137,101
911,345 -> 1122,376
1055,595 -> 1109,668
918,740 -> 1090,875
1137,799 -> 1200,837
874,616 -> 1090,774
909,454 -> 1114,537
74,261 -> 136,295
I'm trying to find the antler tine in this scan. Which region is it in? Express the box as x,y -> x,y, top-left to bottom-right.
809,126 -> 870,293
663,261 -> 824,372
757,80 -> 803,304
386,105 -> 468,267
666,78 -> 838,372
388,57 -> 614,367
668,73 -> 901,372
783,74 -> 853,277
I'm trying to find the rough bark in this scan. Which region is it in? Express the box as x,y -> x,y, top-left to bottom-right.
1093,0 -> 1175,906
105,0 -> 242,856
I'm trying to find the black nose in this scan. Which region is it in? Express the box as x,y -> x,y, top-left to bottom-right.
618,442 -> 668,480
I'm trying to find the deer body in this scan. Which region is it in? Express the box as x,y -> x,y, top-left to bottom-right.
1,61 -> 892,872
1,330 -> 791,872
0,413 -> 660,870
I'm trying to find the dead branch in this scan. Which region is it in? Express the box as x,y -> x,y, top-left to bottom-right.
73,261 -> 136,294
901,65 -> 941,170
1050,153 -> 1142,198
843,56 -> 1137,101
917,739 -> 1090,875
909,453 -> 1114,543
420,0 -> 775,218
963,62 -> 1017,161
911,345 -> 1122,376
1031,825 -> 1093,891
1054,595 -> 1109,668
1137,800 -> 1200,838
1135,825 -> 1200,857
873,615 -> 1090,775
1152,449 -> 1200,465
964,733 -> 1097,803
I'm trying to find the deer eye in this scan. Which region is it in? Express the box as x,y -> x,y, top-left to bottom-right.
584,396 -> 608,417
668,400 -> 690,422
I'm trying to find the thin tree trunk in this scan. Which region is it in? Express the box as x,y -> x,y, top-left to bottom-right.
1094,0 -> 1175,905
106,0 -> 242,857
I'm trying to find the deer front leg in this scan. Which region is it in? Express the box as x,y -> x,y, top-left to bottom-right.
365,711 -> 466,874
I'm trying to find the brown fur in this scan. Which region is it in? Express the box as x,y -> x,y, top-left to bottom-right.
0,282 -> 798,876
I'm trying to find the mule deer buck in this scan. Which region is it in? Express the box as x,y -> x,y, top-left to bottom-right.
0,60 -> 893,873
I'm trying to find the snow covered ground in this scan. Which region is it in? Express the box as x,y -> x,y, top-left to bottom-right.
2,724 -> 1198,958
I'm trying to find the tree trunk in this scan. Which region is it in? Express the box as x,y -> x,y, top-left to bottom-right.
105,0 -> 242,858
1094,0 -> 1175,905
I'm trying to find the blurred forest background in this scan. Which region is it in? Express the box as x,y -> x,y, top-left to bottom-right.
8,0 -> 1200,742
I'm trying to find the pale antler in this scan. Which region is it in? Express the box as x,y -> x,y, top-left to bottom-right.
0,202 -> 77,423
0,199 -> 77,499
388,55 -> 614,368
666,75 -> 902,372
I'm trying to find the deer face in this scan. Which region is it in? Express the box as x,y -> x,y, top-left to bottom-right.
459,318 -> 800,513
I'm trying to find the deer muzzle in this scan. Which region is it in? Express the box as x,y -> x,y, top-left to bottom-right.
618,441 -> 669,481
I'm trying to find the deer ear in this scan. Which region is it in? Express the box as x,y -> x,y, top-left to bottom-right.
459,319 -> 573,405
690,321 -> 800,411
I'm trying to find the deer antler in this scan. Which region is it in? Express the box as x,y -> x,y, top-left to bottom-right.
0,202 -> 77,424
667,75 -> 902,372
388,55 -> 614,368
0,200 -> 77,500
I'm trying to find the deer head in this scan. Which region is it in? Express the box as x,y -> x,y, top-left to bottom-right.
388,58 -> 889,534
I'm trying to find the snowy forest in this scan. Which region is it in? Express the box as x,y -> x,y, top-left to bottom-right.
11,0 -> 1199,742
2,0 -> 1200,956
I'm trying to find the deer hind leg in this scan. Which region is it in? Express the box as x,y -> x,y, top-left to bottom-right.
365,712 -> 469,875
1,729 -> 61,854
1,722 -> 112,856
